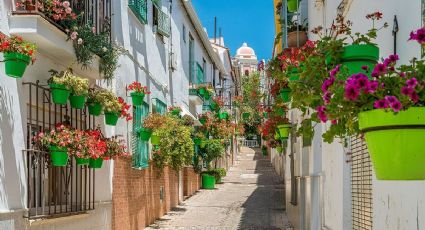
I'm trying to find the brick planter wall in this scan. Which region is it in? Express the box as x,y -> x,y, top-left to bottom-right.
183,167 -> 201,198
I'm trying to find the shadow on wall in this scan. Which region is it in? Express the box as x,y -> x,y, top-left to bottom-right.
237,148 -> 287,230
0,80 -> 26,210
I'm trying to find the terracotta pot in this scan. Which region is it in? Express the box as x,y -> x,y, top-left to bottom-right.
287,31 -> 307,48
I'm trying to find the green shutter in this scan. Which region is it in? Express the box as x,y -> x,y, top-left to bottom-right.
196,63 -> 204,84
154,99 -> 167,114
132,102 -> 149,169
129,0 -> 148,24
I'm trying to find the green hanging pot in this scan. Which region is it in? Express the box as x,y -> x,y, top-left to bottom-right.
75,156 -> 90,165
274,131 -> 281,140
69,94 -> 87,109
3,52 -> 31,78
198,87 -> 206,96
130,92 -> 145,106
201,173 -> 216,189
242,112 -> 250,120
171,109 -> 181,116
151,134 -> 160,145
49,145 -> 69,167
288,68 -> 300,82
88,102 -> 103,116
139,127 -> 153,141
210,101 -> 219,111
287,0 -> 298,12
50,83 -> 71,105
105,112 -> 119,126
263,112 -> 268,118
219,112 -> 229,120
341,44 -> 379,78
277,124 -> 291,140
276,146 -> 283,154
359,107 -> 425,180
193,137 -> 202,146
280,88 -> 291,102
199,117 -> 207,125
89,158 -> 104,169
203,92 -> 211,100
276,107 -> 286,116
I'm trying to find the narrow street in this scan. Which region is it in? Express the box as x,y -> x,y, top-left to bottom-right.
146,147 -> 290,230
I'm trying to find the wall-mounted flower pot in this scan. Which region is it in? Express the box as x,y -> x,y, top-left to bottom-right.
210,101 -> 219,111
280,88 -> 291,102
3,52 -> 31,78
198,88 -> 206,96
219,112 -> 229,120
171,109 -> 181,116
201,173 -> 215,189
359,107 -> 425,180
69,95 -> 87,109
104,112 -> 119,126
193,137 -> 202,146
50,83 -> 70,105
276,146 -> 283,154
242,112 -> 250,120
75,157 -> 89,165
199,117 -> 207,125
277,124 -> 291,140
151,134 -> 160,145
130,92 -> 145,106
89,158 -> 103,169
342,44 -> 379,78
49,145 -> 69,167
88,102 -> 102,116
203,92 -> 211,100
287,0 -> 299,12
139,128 -> 153,141
287,31 -> 307,48
288,67 -> 300,82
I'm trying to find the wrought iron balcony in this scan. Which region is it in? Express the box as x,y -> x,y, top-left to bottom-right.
153,5 -> 170,37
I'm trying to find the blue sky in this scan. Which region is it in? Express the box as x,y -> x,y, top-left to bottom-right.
192,0 -> 275,61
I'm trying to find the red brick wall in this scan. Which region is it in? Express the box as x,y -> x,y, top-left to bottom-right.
112,158 -> 198,230
183,167 -> 201,198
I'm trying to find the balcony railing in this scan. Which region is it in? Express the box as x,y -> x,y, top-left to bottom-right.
23,81 -> 97,219
153,5 -> 170,37
12,0 -> 112,37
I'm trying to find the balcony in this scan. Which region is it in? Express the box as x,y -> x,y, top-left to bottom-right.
153,5 -> 170,37
10,0 -> 112,80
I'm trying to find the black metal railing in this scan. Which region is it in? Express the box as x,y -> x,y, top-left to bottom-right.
23,81 -> 96,219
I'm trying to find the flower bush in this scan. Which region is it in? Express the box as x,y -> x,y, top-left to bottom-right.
143,113 -> 165,129
0,34 -> 37,61
168,106 -> 182,113
103,136 -> 129,159
211,97 -> 224,107
69,129 -> 107,159
102,91 -> 132,120
33,123 -> 73,151
200,139 -> 225,168
126,82 -> 151,94
48,69 -> 89,95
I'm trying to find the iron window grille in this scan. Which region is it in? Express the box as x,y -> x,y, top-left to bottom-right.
23,81 -> 96,219
129,0 -> 148,24
153,4 -> 170,37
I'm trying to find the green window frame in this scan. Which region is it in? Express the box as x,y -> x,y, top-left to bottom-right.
153,4 -> 170,37
196,62 -> 204,84
132,102 -> 149,169
153,98 -> 167,114
129,0 -> 148,24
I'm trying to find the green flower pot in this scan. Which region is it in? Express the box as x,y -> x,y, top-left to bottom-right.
359,107 -> 425,180
287,0 -> 298,12
263,112 -> 268,118
105,112 -> 119,126
69,95 -> 87,109
277,124 -> 291,140
49,145 -> 69,167
202,174 -> 216,189
50,83 -> 70,105
3,52 -> 31,78
89,158 -> 103,169
75,157 -> 90,165
219,112 -> 229,120
276,146 -> 283,154
171,109 -> 181,116
199,117 -> 207,125
130,92 -> 145,106
289,68 -> 300,82
193,137 -> 202,146
262,148 -> 268,156
139,128 -> 153,141
198,88 -> 206,96
242,112 -> 250,120
203,92 -> 211,100
276,107 -> 286,116
280,88 -> 291,103
274,131 -> 281,140
88,102 -> 102,116
210,101 -> 219,111
151,134 -> 160,145
342,44 -> 379,78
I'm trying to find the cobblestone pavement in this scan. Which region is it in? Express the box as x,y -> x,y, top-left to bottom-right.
146,147 -> 290,230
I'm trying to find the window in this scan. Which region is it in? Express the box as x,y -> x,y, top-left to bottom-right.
129,0 -> 148,24
153,2 -> 170,37
196,62 -> 204,85
202,58 -> 207,82
183,24 -> 187,43
153,98 -> 167,114
132,102 -> 149,169
189,34 -> 195,83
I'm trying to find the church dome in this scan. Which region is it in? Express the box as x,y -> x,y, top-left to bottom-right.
236,42 -> 256,57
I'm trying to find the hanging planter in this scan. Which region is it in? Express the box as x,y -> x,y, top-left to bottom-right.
341,44 -> 379,78
3,52 -> 31,78
242,112 -> 250,120
219,112 -> 229,120
105,112 -> 119,126
130,92 -> 145,106
274,131 -> 281,140
277,124 -> 291,140
49,145 -> 69,167
88,102 -> 103,116
288,68 -> 300,82
287,0 -> 299,12
287,31 -> 308,48
193,137 -> 202,146
199,117 -> 207,125
89,158 -> 104,169
75,157 -> 90,166
139,127 -> 153,141
198,87 -> 206,96
50,83 -> 71,105
201,173 -> 215,189
359,107 -> 425,180
276,107 -> 286,116
280,88 -> 291,102
210,101 -> 220,111
171,109 -> 181,116
151,134 -> 160,145
69,94 -> 87,109
203,92 -> 211,100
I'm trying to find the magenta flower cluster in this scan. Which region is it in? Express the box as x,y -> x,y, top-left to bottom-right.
409,27 -> 425,45
344,73 -> 379,101
373,96 -> 402,112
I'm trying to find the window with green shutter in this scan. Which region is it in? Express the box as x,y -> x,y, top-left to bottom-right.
196,62 -> 204,84
132,102 -> 149,169
153,98 -> 167,114
129,0 -> 148,24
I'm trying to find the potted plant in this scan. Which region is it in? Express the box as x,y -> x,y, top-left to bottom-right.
142,113 -> 164,142
198,113 -> 209,125
0,34 -> 36,78
242,112 -> 250,120
127,81 -> 150,106
193,132 -> 205,146
200,139 -> 225,189
286,19 -> 308,47
318,41 -> 425,180
33,124 -> 73,167
103,136 -> 129,160
70,129 -> 107,166
15,0 -> 37,11
103,93 -> 132,126
219,111 -> 229,120
169,106 -> 182,116
48,70 -> 72,105
287,0 -> 299,12
211,97 -> 224,111
87,88 -> 106,116
261,145 -> 268,156
67,73 -> 89,109
207,168 -> 226,184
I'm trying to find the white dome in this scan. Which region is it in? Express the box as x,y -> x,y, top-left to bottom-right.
236,42 -> 256,57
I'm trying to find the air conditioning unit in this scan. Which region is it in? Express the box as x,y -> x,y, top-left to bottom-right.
170,52 -> 178,70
